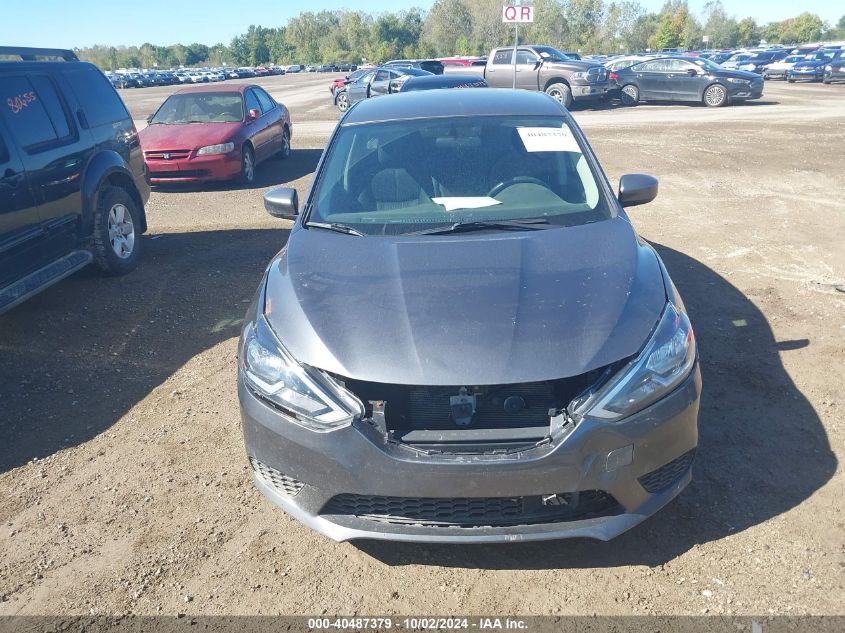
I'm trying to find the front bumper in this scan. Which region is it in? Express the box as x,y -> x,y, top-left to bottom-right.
571,82 -> 610,100
145,150 -> 242,183
728,83 -> 764,100
240,364 -> 702,543
789,70 -> 823,81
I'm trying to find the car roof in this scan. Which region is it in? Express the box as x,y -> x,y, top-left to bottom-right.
174,83 -> 255,94
401,74 -> 487,87
342,88 -> 565,125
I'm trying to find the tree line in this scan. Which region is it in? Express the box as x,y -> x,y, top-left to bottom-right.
75,0 -> 845,70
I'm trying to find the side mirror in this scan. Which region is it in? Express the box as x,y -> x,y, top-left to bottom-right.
247,108 -> 260,121
618,174 -> 658,207
686,68 -> 697,76
264,188 -> 299,219
146,113 -> 154,123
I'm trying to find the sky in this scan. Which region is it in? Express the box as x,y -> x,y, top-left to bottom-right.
1,0 -> 841,49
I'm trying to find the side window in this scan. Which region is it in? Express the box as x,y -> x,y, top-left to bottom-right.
515,49 -> 538,65
244,89 -> 261,114
254,88 -> 275,113
666,59 -> 692,72
65,66 -> 129,127
374,70 -> 391,82
1,75 -> 72,150
639,60 -> 667,72
492,49 -> 513,65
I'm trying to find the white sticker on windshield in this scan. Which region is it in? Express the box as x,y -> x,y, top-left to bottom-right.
517,127 -> 581,153
432,197 -> 502,212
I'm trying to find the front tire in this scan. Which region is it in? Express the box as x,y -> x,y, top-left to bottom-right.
703,83 -> 728,107
92,186 -> 142,275
336,91 -> 349,112
278,127 -> 291,159
545,83 -> 573,108
620,84 -> 639,106
239,145 -> 256,184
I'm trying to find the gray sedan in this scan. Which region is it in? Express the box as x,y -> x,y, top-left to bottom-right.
238,89 -> 701,543
341,66 -> 432,110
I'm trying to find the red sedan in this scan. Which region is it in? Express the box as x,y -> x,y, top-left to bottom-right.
140,84 -> 291,185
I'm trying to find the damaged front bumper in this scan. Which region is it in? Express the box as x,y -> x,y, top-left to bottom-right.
239,363 -> 701,543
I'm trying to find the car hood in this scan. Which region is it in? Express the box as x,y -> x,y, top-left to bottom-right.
139,121 -> 242,150
715,69 -> 761,80
262,217 -> 667,385
545,60 -> 603,72
793,60 -> 828,68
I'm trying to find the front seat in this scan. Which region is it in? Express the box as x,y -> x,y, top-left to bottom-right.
358,142 -> 431,211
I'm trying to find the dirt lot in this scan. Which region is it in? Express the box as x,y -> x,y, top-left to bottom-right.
1,74 -> 844,617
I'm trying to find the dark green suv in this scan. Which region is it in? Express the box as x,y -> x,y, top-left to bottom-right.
0,47 -> 150,313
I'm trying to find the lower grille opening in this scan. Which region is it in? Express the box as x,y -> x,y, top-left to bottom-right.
638,449 -> 696,493
338,368 -> 616,452
149,169 -> 210,179
249,457 -> 305,497
322,491 -> 622,528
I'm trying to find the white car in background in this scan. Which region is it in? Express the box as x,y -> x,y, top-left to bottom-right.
763,54 -> 811,80
604,55 -> 650,72
721,52 -> 758,70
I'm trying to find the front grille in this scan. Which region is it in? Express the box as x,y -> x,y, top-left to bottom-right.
145,149 -> 191,160
407,382 -> 553,431
587,67 -> 607,82
638,450 -> 695,493
149,170 -> 209,179
249,457 -> 304,497
322,491 -> 621,528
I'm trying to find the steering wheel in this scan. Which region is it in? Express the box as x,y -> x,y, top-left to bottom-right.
487,176 -> 549,197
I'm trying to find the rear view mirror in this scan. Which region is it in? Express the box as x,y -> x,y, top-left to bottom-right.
618,174 -> 658,207
264,188 -> 299,219
247,108 -> 260,121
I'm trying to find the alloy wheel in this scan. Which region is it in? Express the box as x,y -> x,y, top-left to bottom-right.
704,84 -> 727,106
243,149 -> 255,182
108,203 -> 135,259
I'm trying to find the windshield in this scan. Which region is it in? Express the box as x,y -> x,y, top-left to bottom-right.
150,92 -> 244,124
533,46 -> 571,62
692,57 -> 723,72
816,50 -> 839,60
309,116 -> 611,236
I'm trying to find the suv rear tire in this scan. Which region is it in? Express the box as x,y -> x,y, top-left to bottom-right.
545,83 -> 573,108
92,186 -> 142,275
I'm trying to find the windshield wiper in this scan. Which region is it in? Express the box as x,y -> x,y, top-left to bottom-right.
407,218 -> 551,236
306,221 -> 365,236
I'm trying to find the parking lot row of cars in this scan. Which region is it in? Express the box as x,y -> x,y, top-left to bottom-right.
326,43 -> 845,113
104,64 -> 310,88
603,44 -> 845,84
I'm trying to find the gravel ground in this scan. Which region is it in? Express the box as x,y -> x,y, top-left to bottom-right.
0,74 -> 843,617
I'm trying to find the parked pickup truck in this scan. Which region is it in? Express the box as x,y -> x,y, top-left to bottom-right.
444,45 -> 609,107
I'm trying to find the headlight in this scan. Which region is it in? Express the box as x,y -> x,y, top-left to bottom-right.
571,303 -> 696,422
239,315 -> 363,431
726,77 -> 748,84
825,65 -> 832,71
196,142 -> 235,156
571,72 -> 588,80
